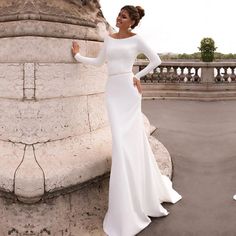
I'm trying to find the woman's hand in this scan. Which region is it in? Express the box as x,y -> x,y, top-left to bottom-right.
71,41 -> 80,57
133,77 -> 142,94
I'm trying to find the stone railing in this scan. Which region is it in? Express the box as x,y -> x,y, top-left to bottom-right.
214,63 -> 236,83
133,61 -> 236,100
135,61 -> 202,83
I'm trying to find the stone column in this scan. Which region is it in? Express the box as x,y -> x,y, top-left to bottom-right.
201,63 -> 215,83
0,0 -> 112,203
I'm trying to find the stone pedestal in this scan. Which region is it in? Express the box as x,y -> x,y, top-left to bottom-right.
0,0 -> 112,204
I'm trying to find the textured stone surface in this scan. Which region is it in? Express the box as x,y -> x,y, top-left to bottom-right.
0,63 -> 23,98
0,0 -> 109,40
0,0 -> 103,24
0,141 -> 24,192
35,127 -> 112,193
0,177 -> 109,236
35,63 -> 107,97
0,36 -> 109,202
88,94 -> 109,131
0,97 -> 90,144
0,37 -> 109,63
14,145 -> 45,203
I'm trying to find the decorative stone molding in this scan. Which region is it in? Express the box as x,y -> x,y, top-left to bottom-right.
0,0 -> 110,40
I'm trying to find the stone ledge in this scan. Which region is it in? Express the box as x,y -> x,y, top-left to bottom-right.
142,89 -> 236,101
0,20 -> 106,40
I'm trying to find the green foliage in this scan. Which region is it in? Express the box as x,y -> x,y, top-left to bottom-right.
198,38 -> 217,52
160,52 -> 236,60
198,37 -> 217,62
137,42 -> 236,60
214,52 -> 236,59
137,53 -> 148,59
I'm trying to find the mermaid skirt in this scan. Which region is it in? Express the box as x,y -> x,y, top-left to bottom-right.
103,72 -> 182,236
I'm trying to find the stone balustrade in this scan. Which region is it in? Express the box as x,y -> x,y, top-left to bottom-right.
214,63 -> 236,83
136,61 -> 202,83
134,61 -> 236,100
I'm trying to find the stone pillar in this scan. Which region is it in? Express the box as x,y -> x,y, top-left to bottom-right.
0,0 -> 112,203
201,63 -> 215,83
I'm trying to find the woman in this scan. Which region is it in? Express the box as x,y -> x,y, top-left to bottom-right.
71,5 -> 182,236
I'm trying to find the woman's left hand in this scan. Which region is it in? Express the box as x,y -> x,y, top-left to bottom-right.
133,77 -> 142,94
71,41 -> 80,57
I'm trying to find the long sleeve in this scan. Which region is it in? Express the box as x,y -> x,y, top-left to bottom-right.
134,37 -> 162,80
74,36 -> 107,66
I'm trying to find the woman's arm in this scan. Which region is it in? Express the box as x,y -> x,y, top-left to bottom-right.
134,36 -> 162,80
73,36 -> 107,66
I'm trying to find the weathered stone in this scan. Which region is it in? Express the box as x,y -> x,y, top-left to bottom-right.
34,127 -> 112,193
0,141 -> 24,192
0,63 -> 23,98
0,0 -> 109,40
14,145 -> 45,203
35,62 -> 107,97
0,97 -> 90,144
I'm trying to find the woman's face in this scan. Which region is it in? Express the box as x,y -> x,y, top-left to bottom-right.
116,9 -> 135,30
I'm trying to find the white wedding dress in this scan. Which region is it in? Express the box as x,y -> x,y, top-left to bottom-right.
74,34 -> 182,236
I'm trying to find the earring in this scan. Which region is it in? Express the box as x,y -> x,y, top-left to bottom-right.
128,25 -> 132,31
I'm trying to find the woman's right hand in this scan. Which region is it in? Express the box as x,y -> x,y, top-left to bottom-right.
71,41 -> 80,57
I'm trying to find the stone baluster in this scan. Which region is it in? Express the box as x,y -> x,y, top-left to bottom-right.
159,66 -> 165,82
179,67 -> 185,82
229,67 -> 236,82
172,66 -> 179,82
162,66 -> 168,82
139,65 -> 146,81
215,67 -> 222,82
186,67 -> 193,82
152,68 -> 159,82
166,66 -> 172,82
193,67 -> 200,82
222,67 -> 229,82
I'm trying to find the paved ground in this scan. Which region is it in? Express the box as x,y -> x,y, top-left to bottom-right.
139,99 -> 236,236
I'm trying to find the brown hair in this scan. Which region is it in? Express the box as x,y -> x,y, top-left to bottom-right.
121,5 -> 145,29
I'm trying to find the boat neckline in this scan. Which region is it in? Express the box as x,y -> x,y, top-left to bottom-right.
107,34 -> 138,40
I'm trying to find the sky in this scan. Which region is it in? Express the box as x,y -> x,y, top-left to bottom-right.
99,0 -> 236,54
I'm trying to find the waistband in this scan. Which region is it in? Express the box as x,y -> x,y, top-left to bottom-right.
108,71 -> 133,77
